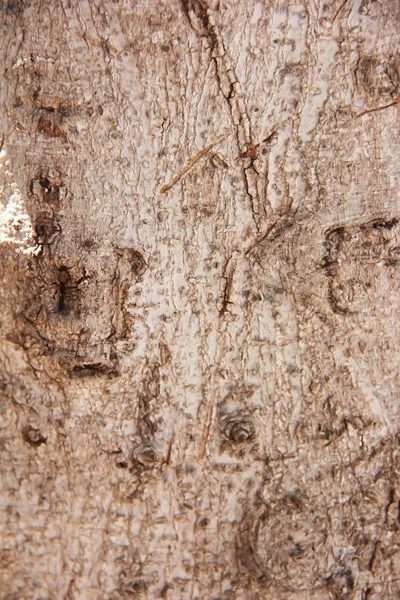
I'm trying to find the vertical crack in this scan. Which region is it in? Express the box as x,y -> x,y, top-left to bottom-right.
180,0 -> 261,227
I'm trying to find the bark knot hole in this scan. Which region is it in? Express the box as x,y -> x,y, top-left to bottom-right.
21,425 -> 47,447
222,415 -> 255,444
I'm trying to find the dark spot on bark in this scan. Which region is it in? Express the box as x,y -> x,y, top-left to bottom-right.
83,239 -> 96,250
134,446 -> 158,468
39,176 -> 51,190
37,116 -> 64,138
119,579 -> 147,596
6,0 -> 25,14
325,226 -> 345,254
289,542 -> 305,557
385,257 -> 400,266
363,588 -> 372,600
69,362 -> 120,378
34,213 -> 59,246
21,425 -> 47,447
243,289 -> 263,305
116,461 -> 128,469
160,583 -> 173,597
371,217 -> 398,230
56,266 -> 71,313
199,517 -> 209,527
325,567 -> 354,595
44,184 -> 59,205
57,289 -> 66,313
124,248 -> 147,277
357,56 -> 399,98
287,489 -> 305,510
159,342 -> 171,365
58,104 -> 73,117
346,574 -> 355,589
30,175 -> 61,206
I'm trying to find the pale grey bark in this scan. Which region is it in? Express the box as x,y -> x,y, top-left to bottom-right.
0,1 -> 399,599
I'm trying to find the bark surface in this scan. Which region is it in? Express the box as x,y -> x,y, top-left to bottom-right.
0,1 -> 400,599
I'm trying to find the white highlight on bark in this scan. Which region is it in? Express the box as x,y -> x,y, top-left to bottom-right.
0,147 -> 35,252
298,38 -> 339,142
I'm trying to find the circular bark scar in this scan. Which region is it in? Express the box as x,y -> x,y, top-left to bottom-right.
21,425 -> 47,447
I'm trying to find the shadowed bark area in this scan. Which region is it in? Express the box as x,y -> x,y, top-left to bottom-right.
0,1 -> 399,599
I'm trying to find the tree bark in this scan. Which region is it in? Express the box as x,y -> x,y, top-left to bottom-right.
1,1 -> 399,599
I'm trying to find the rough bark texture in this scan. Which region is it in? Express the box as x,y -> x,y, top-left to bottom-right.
1,1 -> 400,599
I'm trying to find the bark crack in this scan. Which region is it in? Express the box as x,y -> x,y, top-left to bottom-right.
180,0 -> 262,227
160,133 -> 229,193
219,255 -> 235,317
355,98 -> 400,118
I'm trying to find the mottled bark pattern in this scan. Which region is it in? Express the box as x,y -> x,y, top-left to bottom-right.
0,1 -> 399,599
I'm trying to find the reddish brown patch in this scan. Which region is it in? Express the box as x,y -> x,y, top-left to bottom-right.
37,116 -> 64,138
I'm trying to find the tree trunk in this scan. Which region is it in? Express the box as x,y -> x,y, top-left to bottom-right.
1,1 -> 399,598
